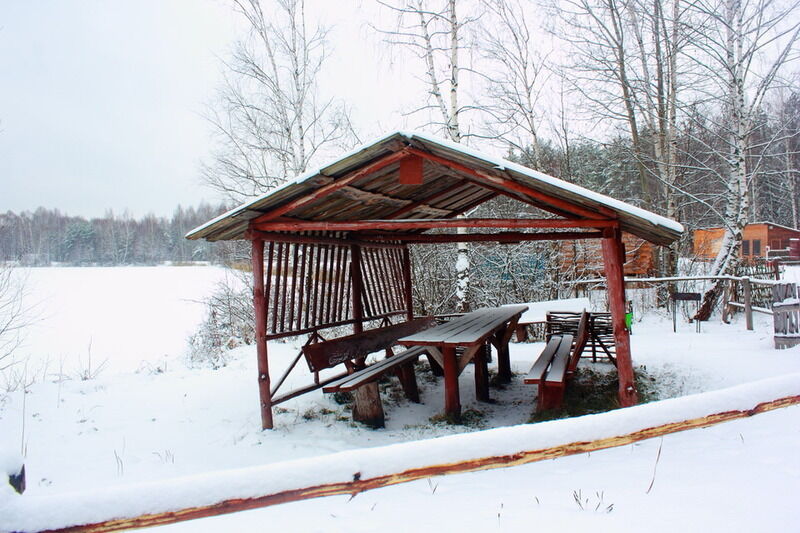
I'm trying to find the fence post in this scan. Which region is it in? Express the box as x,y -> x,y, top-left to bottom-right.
773,283 -> 800,349
721,278 -> 731,324
742,277 -> 753,331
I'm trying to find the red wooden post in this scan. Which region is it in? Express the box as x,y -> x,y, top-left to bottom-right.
442,345 -> 461,418
601,228 -> 637,407
251,238 -> 274,430
402,247 -> 414,320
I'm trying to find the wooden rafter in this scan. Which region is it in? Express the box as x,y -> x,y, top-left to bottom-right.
360,231 -> 605,244
251,148 -> 412,224
251,218 -> 618,233
406,147 -> 615,220
385,180 -> 469,218
428,162 -> 580,219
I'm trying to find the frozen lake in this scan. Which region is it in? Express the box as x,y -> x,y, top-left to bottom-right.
9,266 -> 232,377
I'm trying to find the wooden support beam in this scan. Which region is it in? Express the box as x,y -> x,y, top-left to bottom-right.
362,230 -> 605,244
251,149 -> 411,223
406,147 -> 615,220
245,230 -> 405,249
252,218 -> 618,233
251,239 -> 273,430
601,228 -> 637,407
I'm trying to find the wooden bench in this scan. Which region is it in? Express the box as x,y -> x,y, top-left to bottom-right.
524,311 -> 590,411
302,317 -> 436,427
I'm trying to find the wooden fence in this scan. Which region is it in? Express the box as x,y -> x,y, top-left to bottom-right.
570,274 -> 794,348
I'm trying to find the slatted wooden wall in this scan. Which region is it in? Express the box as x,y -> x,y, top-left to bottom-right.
262,241 -> 406,339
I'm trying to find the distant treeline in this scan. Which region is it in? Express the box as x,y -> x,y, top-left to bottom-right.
0,204 -> 234,266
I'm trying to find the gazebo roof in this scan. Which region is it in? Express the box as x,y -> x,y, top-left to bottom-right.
186,131 -> 683,246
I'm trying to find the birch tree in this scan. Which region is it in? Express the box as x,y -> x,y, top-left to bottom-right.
552,0 -> 690,282
688,0 -> 800,319
376,0 -> 476,311
478,0 -> 549,170
205,0 -> 356,203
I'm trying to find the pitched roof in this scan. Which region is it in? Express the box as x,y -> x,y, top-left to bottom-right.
187,131 -> 683,246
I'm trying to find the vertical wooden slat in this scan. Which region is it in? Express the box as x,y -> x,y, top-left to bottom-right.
279,243 -> 291,332
295,244 -> 307,330
311,243 -> 324,324
387,248 -> 405,310
303,244 -> 315,330
376,248 -> 398,311
264,241 -> 275,332
271,243 -> 283,334
331,246 -> 345,323
288,244 -> 300,331
338,247 -> 350,322
343,254 -> 352,322
350,244 -> 365,333
402,246 -> 414,320
364,248 -> 387,315
359,248 -> 374,318
318,245 -> 331,324
251,239 -> 273,430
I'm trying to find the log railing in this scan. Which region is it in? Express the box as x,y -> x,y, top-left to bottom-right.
5,375 -> 799,533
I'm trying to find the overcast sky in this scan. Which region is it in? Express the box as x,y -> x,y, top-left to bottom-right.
0,1 -> 415,218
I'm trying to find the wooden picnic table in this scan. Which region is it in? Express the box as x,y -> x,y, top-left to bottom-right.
397,305 -> 528,418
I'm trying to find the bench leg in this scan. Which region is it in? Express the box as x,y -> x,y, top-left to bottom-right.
352,382 -> 385,428
537,384 -> 565,411
396,362 -> 420,403
495,332 -> 512,384
515,325 -> 528,342
442,346 -> 461,419
474,343 -> 490,402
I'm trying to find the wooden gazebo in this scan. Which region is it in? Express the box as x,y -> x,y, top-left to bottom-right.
187,131 -> 683,429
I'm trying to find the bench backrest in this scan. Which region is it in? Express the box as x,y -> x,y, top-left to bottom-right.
568,311 -> 590,373
302,317 -> 437,373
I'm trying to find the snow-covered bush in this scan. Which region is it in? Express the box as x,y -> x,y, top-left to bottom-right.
188,270 -> 253,369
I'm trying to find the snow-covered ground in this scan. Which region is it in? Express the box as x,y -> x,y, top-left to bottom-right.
5,266 -> 232,378
1,266 -> 799,531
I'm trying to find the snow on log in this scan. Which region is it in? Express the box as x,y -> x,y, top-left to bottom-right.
3,374 -> 800,533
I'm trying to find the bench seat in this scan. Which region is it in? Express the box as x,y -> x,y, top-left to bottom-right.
301,317 -> 436,427
322,346 -> 428,393
524,334 -> 574,411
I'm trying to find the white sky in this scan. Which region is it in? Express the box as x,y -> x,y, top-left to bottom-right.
0,0 -> 418,218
